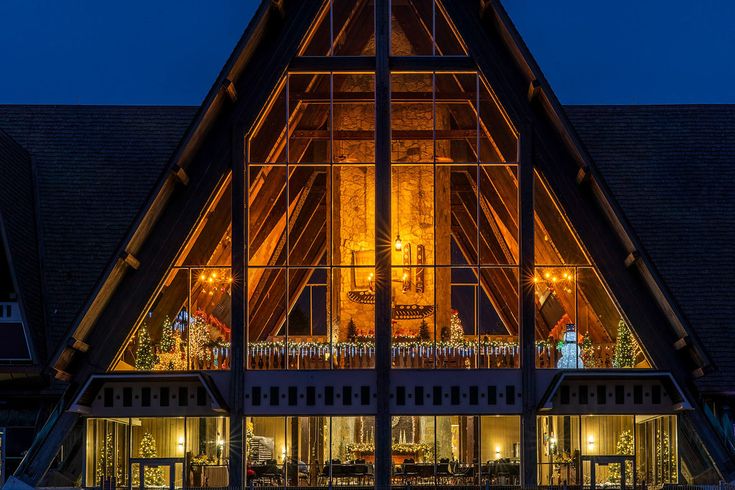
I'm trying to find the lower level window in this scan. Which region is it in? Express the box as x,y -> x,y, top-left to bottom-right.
538,415 -> 678,486
85,417 -> 229,488
246,416 -> 374,487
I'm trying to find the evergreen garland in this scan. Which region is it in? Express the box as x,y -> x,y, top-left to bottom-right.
135,327 -> 156,370
613,320 -> 635,368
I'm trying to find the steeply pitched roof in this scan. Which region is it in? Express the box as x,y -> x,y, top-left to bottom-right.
0,105 -> 197,356
566,104 -> 735,393
0,128 -> 39,361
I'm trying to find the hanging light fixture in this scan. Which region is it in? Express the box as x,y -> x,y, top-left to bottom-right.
395,233 -> 402,251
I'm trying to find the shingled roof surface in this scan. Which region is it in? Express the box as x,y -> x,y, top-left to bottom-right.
0,128 -> 40,361
0,105 -> 197,356
566,104 -> 735,393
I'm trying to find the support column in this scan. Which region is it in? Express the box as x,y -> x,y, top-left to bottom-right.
374,0 -> 392,488
230,126 -> 245,490
519,126 -> 537,486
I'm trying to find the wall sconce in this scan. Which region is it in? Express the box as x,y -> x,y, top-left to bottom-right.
495,447 -> 501,459
394,234 -> 402,251
587,435 -> 595,450
177,436 -> 185,451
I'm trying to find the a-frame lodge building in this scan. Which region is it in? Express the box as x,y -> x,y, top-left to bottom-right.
1,1 -> 735,488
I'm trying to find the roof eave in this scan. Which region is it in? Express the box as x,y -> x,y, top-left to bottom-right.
48,0 -> 277,379
483,0 -> 712,372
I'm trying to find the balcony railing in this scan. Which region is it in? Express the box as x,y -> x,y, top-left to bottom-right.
246,337 -> 619,369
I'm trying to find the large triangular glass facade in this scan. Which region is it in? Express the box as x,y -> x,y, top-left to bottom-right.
112,0 -> 651,372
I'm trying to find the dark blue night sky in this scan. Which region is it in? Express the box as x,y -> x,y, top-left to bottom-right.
1,0 -> 734,105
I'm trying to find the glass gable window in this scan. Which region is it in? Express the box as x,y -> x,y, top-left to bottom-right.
534,173 -> 651,369
112,178 -> 233,371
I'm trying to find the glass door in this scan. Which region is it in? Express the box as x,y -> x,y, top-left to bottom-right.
582,456 -> 635,490
130,459 -> 184,490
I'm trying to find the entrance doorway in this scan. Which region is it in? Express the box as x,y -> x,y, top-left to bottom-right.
129,458 -> 184,490
581,455 -> 635,490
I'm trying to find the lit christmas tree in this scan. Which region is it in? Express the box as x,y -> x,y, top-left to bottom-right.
418,319 -> 431,342
139,432 -> 164,486
159,317 -> 175,353
190,315 -> 212,367
450,310 -> 464,343
581,333 -> 596,368
135,326 -> 156,370
613,320 -> 635,368
346,318 -> 358,341
608,429 -> 633,484
155,330 -> 186,371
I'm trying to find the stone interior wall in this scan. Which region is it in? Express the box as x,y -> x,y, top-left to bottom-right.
330,20 -> 455,340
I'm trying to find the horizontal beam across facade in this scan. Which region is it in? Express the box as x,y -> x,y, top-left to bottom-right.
287,55 -> 476,73
72,369 -> 686,418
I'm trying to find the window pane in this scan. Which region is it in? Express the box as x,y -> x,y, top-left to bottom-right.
333,267 -> 375,369
289,74 -> 331,164
332,0 -> 375,56
479,79 -> 517,163
635,415 -> 678,485
249,81 -> 287,163
435,73 -> 478,164
537,415 -> 581,486
288,166 -> 328,266
392,73 -> 434,163
434,2 -> 466,55
248,165 -> 287,266
288,269 -> 330,369
393,266 -> 435,369
300,0 -> 375,56
333,74 -> 375,163
534,172 -> 588,265
479,165 -> 519,265
114,268 -> 189,371
479,267 -> 519,368
186,417 -> 229,470
391,0 -> 434,56
178,179 -> 232,267
535,267 -> 578,369
190,268 -> 231,370
332,165 -> 375,267
443,165 -> 478,265
480,416 -> 520,484
248,268 -> 287,370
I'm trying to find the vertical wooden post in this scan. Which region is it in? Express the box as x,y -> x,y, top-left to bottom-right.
374,0 -> 392,488
230,125 -> 246,490
519,125 -> 537,486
